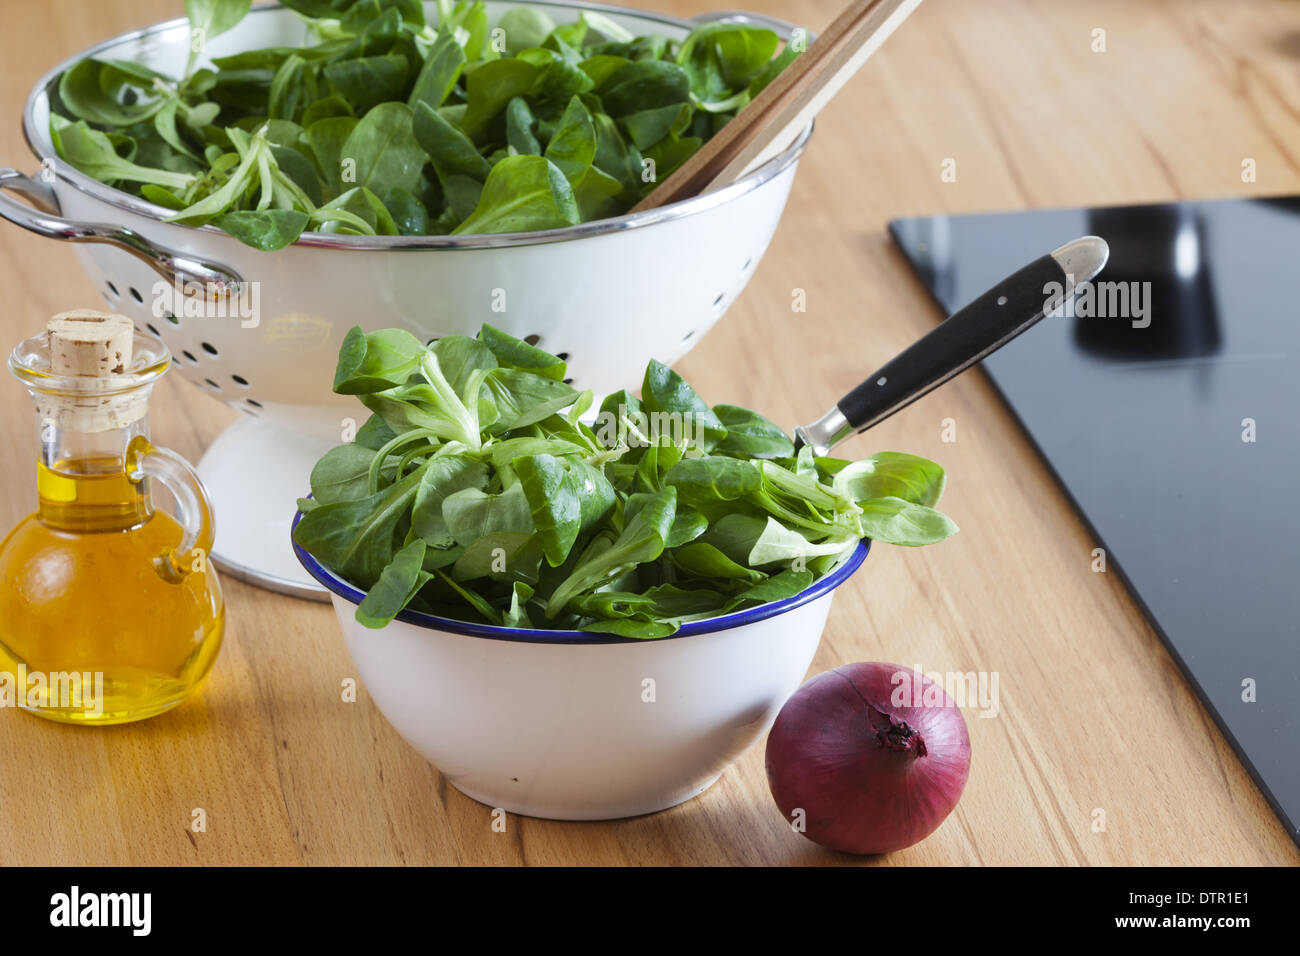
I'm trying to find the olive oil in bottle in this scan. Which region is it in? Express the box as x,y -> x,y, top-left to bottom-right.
0,311 -> 224,724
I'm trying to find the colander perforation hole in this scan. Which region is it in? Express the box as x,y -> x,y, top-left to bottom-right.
563,377 -> 573,385
181,350 -> 198,364
201,342 -> 219,356
146,323 -> 160,336
231,374 -> 249,387
524,334 -> 541,345
105,281 -> 119,297
556,351 -> 570,360
204,378 -> 220,390
681,330 -> 695,343
712,292 -> 725,307
165,312 -> 179,325
129,287 -> 143,304
246,398 -> 263,408
742,257 -> 753,272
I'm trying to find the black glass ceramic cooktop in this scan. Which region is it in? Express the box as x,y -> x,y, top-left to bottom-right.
890,197 -> 1300,848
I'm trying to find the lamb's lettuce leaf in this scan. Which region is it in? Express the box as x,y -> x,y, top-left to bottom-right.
293,325 -> 957,633
49,3 -> 802,248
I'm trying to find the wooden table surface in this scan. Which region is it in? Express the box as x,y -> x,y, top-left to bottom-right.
2,0 -> 1297,866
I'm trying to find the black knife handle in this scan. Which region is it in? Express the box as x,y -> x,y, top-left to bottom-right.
837,253 -> 1067,435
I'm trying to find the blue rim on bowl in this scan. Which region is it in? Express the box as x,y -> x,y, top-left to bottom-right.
291,508 -> 870,645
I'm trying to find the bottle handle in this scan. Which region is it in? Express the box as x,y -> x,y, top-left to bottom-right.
126,436 -> 216,582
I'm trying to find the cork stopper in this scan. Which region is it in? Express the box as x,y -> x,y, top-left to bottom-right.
48,310 -> 135,377
37,310 -> 149,432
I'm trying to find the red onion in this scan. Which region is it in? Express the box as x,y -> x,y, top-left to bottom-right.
765,662 -> 971,854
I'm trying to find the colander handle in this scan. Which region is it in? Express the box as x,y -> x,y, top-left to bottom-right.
0,166 -> 245,292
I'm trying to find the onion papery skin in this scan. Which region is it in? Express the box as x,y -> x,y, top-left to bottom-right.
765,662 -> 972,855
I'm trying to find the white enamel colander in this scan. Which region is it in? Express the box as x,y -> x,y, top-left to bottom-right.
0,1 -> 813,598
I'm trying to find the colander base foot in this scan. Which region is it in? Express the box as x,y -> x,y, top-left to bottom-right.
197,417 -> 334,602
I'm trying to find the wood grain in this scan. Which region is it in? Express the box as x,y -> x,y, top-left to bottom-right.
1,0 -> 1298,866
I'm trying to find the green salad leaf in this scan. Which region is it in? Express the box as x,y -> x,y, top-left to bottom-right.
50,2 -> 803,248
292,325 -> 959,635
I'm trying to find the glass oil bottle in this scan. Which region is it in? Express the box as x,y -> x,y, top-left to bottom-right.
0,310 -> 224,724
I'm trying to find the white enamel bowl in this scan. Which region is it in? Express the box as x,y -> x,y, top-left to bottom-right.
293,524 -> 869,821
2,1 -> 812,598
